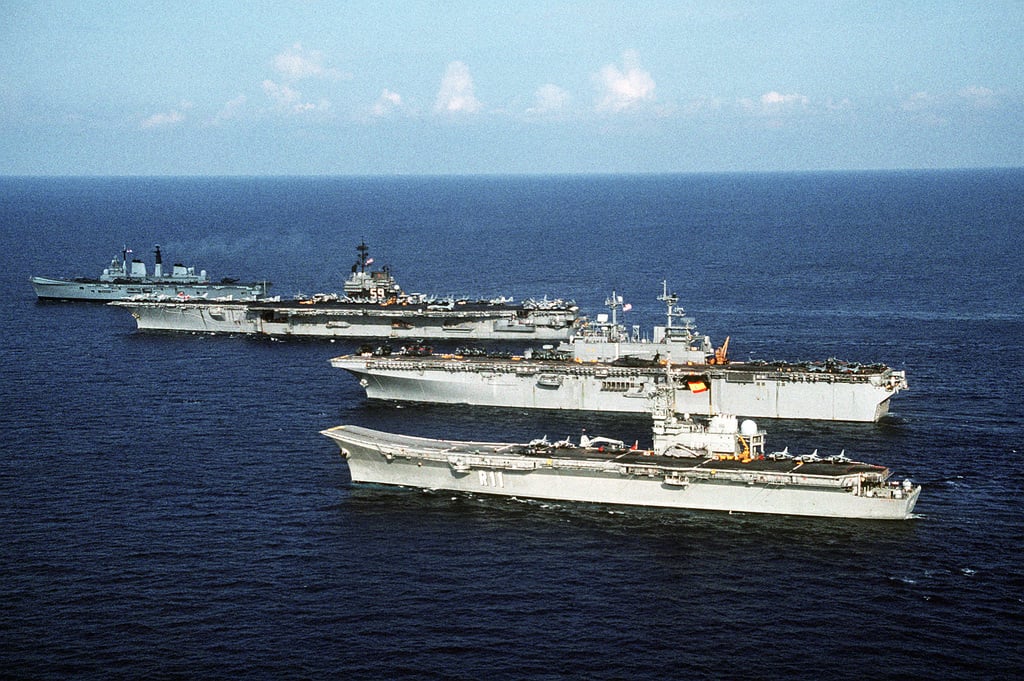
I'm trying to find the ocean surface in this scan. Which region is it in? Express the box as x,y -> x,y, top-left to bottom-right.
1,171 -> 1022,679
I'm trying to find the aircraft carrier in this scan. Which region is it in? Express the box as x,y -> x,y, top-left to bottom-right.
330,283 -> 908,422
322,387 -> 920,520
111,242 -> 579,340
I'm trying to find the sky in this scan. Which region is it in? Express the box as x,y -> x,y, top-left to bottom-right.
1,1 -> 1022,175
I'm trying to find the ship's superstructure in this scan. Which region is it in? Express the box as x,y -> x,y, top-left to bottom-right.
563,285 -> 714,363
330,282 -> 907,422
31,245 -> 270,302
110,243 -> 579,340
321,387 -> 920,519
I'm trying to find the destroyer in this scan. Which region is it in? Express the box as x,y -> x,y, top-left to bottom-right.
331,283 -> 907,422
322,388 -> 920,520
112,242 -> 578,340
31,245 -> 270,302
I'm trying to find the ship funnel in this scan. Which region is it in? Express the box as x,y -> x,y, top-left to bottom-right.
130,259 -> 147,277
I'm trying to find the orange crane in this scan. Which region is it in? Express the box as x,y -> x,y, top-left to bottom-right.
711,336 -> 730,365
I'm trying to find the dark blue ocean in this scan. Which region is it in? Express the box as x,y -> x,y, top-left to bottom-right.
1,172 -> 1022,679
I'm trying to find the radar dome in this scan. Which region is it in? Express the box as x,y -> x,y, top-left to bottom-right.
740,419 -> 758,437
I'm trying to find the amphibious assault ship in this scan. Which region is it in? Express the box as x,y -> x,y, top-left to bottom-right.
322,385 -> 920,519
32,245 -> 270,302
111,242 -> 579,340
331,283 -> 908,422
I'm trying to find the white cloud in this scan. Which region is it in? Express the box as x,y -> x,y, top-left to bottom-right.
434,61 -> 482,114
263,79 -> 300,106
736,91 -> 810,117
372,89 -> 404,117
595,50 -> 655,112
141,111 -> 184,129
262,79 -> 329,114
760,91 -> 809,108
273,43 -> 346,80
527,84 -> 570,115
292,100 -> 329,113
140,102 -> 192,129
210,94 -> 247,124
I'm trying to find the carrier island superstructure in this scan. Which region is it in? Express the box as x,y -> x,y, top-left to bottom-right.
322,383 -> 920,520
331,283 -> 908,423
111,242 -> 579,341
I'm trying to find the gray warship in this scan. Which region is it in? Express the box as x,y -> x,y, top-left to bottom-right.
111,242 -> 579,340
330,282 -> 908,422
31,245 -> 270,302
322,383 -> 920,520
